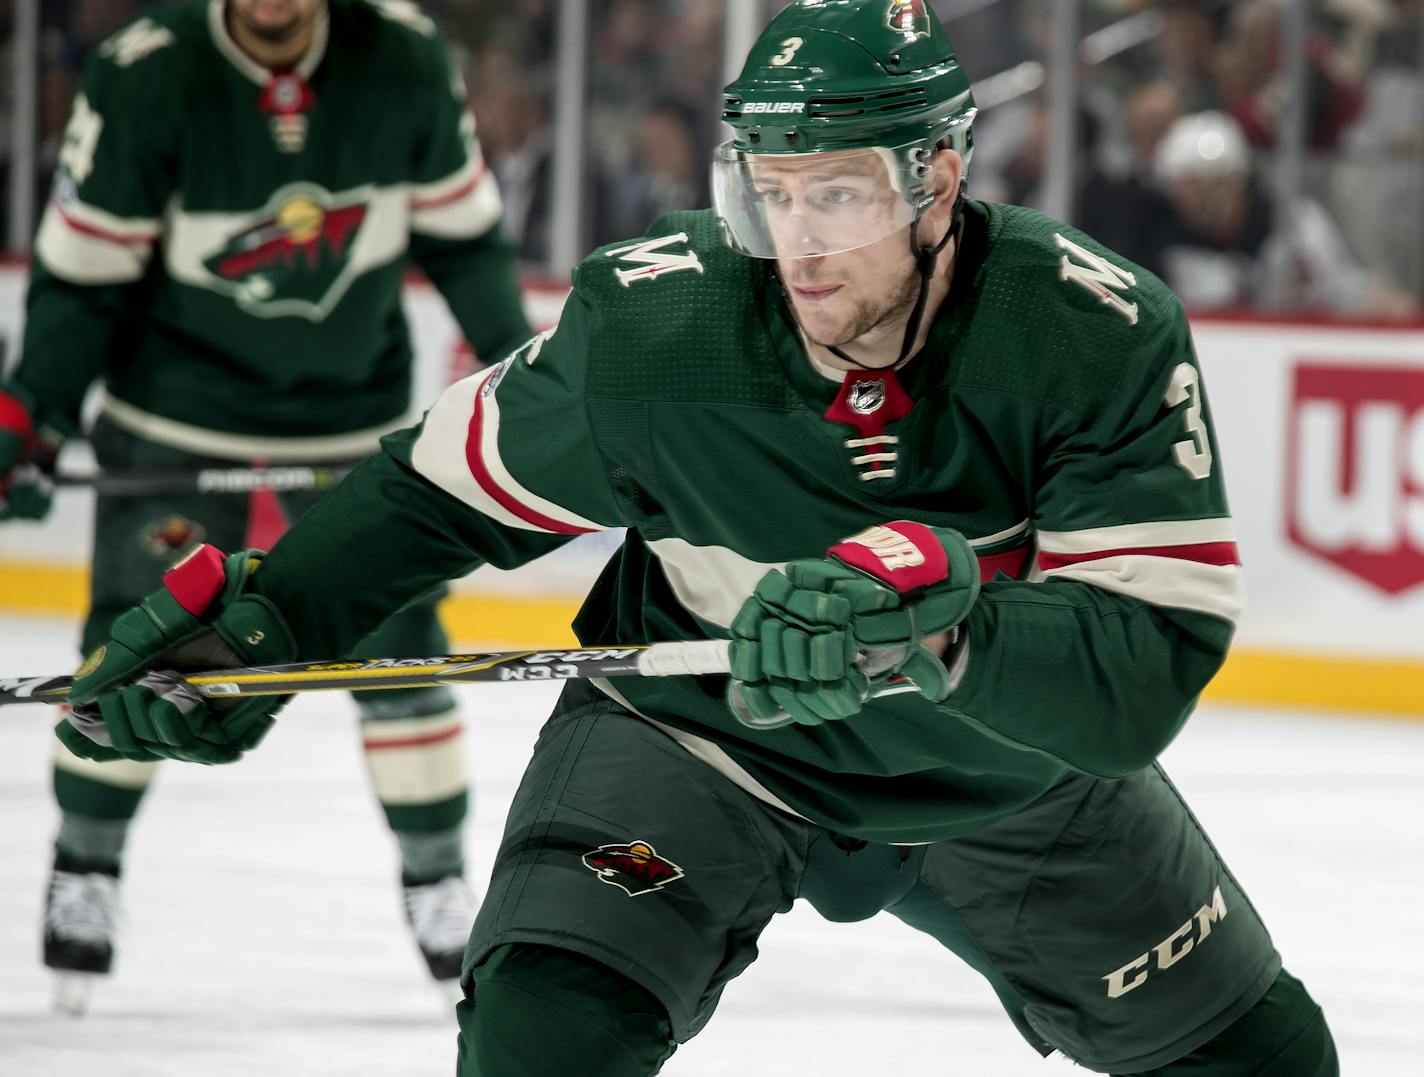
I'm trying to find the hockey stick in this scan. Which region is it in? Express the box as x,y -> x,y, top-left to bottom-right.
47,464 -> 355,497
0,640 -> 733,707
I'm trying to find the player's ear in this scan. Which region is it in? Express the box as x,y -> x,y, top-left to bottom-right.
922,149 -> 963,231
928,149 -> 962,208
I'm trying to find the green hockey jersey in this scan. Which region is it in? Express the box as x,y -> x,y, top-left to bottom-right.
15,0 -> 529,458
252,201 -> 1242,844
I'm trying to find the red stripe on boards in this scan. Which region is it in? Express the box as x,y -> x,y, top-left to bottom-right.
463,372 -> 594,536
1038,542 -> 1241,571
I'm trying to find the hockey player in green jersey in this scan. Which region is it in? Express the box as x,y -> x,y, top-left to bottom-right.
52,0 -> 1339,1072
0,0 -> 532,1003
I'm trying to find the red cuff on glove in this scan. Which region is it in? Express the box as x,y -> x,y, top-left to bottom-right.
0,390 -> 34,439
163,544 -> 229,615
827,522 -> 950,595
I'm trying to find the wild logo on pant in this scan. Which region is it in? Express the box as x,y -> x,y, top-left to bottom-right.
582,840 -> 685,897
140,514 -> 205,558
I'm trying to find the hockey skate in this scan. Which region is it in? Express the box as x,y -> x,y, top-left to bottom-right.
402,872 -> 476,983
43,854 -> 121,1016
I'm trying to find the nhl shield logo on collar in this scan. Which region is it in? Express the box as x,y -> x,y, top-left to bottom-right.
849,378 -> 887,415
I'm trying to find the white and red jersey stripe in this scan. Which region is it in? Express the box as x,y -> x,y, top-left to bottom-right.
411,360 -> 615,536
1034,517 -> 1242,625
34,195 -> 161,285
409,148 -> 503,240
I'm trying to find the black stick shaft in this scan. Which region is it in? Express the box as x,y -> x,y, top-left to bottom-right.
51,465 -> 354,497
0,641 -> 733,707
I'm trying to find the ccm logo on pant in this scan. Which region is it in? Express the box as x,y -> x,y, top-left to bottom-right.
1103,886 -> 1228,999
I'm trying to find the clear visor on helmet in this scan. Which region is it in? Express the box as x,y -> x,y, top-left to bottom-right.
712,141 -> 921,260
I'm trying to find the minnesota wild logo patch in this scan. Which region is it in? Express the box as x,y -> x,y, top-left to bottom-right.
886,0 -> 931,39
140,513 -> 205,559
582,840 -> 685,897
203,184 -> 370,321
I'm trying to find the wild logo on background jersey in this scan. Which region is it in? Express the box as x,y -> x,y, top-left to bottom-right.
581,840 -> 685,897
202,184 -> 370,320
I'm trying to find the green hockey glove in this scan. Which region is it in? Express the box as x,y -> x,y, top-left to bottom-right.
0,383 -> 63,521
59,544 -> 298,764
727,522 -> 979,730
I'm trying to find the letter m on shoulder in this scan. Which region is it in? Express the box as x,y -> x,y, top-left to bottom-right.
1055,233 -> 1138,326
605,233 -> 705,288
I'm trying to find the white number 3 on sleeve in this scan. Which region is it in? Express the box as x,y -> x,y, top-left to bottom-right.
1165,362 -> 1213,480
58,94 -> 104,187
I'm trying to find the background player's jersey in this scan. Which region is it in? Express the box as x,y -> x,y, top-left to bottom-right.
15,0 -> 528,453
255,201 -> 1242,843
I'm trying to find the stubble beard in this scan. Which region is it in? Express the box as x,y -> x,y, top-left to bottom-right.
798,260 -> 921,352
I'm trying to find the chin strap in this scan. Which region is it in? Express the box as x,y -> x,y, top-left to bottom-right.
826,191 -> 963,372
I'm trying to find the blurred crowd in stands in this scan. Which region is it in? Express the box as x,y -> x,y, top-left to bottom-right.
969,0 -> 1423,316
5,0 -> 1423,316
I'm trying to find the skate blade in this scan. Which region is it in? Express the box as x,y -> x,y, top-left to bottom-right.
53,972 -> 100,1016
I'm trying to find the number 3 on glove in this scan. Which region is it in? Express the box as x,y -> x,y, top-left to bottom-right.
726,521 -> 980,730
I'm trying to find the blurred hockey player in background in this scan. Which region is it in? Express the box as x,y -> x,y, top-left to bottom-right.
1154,109 -> 1415,316
52,0 -> 1339,1073
0,0 -> 531,1008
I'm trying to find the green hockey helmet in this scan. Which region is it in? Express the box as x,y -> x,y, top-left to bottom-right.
714,0 -> 977,260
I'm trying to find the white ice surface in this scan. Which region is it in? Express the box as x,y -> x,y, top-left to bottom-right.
1,613 -> 1421,1076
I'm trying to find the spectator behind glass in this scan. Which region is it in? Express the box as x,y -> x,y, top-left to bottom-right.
1341,0 -> 1423,157
1218,0 -> 1365,151
658,0 -> 724,154
1077,80 -> 1186,277
1154,110 -> 1416,316
471,49 -> 554,263
612,102 -> 709,238
1333,0 -> 1424,303
471,44 -> 614,266
976,85 -> 1180,277
1156,0 -> 1229,113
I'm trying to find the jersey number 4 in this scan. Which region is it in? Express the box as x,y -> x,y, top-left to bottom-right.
1166,362 -> 1212,480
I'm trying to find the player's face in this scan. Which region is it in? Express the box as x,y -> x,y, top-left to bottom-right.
227,0 -> 323,43
779,227 -> 923,355
1166,172 -> 1247,239
773,149 -> 961,358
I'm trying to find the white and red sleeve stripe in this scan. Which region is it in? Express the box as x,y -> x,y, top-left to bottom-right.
34,196 -> 161,284
409,150 -> 502,240
1035,518 -> 1243,625
410,362 -> 612,535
